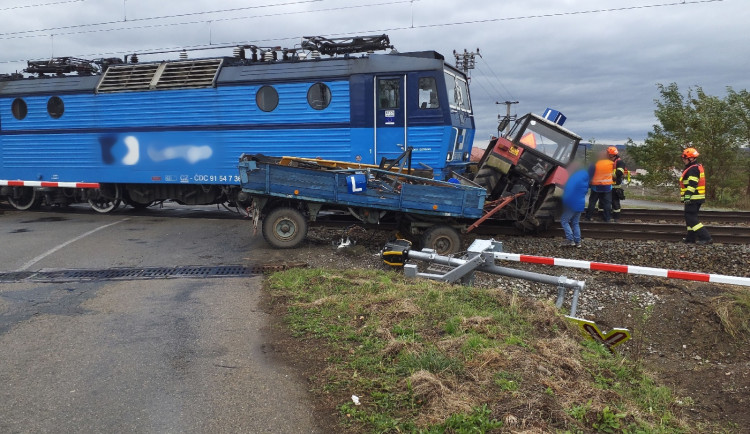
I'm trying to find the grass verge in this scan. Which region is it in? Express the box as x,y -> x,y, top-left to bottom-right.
713,290 -> 750,338
268,268 -> 697,432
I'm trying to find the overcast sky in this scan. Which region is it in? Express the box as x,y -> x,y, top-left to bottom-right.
1,0 -> 746,144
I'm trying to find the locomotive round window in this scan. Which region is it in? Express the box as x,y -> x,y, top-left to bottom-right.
11,98 -> 27,120
47,96 -> 64,119
307,83 -> 331,110
256,86 -> 279,112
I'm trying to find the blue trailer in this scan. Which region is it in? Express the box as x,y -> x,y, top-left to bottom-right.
238,153 -> 486,253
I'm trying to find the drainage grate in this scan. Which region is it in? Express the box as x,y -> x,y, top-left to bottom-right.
0,271 -> 35,282
0,264 -> 305,283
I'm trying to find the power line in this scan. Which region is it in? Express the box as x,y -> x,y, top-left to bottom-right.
0,0 -> 323,37
474,62 -> 512,102
0,0 -> 416,41
0,0 -> 83,12
348,0 -> 725,33
476,58 -> 515,102
0,0 -> 723,64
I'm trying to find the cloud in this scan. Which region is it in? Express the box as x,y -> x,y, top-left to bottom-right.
1,0 -> 747,144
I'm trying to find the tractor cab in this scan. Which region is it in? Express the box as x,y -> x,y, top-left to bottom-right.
472,110 -> 581,229
505,113 -> 580,183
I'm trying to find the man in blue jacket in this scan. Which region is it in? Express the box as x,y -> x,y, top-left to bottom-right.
560,162 -> 590,247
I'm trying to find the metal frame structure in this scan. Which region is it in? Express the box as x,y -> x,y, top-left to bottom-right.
382,238 -> 584,317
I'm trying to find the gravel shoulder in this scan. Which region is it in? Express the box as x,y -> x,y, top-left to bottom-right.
271,225 -> 750,430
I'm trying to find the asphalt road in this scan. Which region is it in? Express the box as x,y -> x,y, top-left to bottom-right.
0,203 -> 319,433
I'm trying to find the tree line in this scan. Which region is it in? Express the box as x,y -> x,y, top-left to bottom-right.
626,83 -> 750,205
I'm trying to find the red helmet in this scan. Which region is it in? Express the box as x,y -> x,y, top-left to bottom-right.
682,147 -> 699,159
606,146 -> 619,156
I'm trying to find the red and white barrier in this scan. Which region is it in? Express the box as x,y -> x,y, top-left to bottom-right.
494,252 -> 750,287
0,180 -> 100,189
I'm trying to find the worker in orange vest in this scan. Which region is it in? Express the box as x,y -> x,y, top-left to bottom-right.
592,146 -> 627,221
680,147 -> 711,244
585,150 -> 615,222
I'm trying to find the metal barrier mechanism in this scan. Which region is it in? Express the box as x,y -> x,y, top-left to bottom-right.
381,238 -> 632,351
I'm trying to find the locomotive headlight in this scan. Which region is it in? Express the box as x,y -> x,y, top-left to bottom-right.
462,152 -> 469,161
446,152 -> 453,161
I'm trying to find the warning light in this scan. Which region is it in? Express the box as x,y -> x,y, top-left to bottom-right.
433,205 -> 438,210
294,189 -> 299,195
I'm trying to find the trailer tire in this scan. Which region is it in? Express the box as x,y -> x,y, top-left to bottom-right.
262,206 -> 308,249
422,225 -> 461,255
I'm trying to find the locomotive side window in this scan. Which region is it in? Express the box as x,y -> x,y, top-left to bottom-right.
418,77 -> 439,109
11,98 -> 27,120
443,71 -> 471,112
47,96 -> 64,119
377,79 -> 400,109
256,86 -> 279,112
307,83 -> 331,110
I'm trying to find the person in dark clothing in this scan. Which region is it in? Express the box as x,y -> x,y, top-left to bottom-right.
585,150 -> 614,222
680,147 -> 712,244
607,146 -> 627,221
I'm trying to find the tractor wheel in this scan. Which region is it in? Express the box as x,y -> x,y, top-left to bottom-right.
473,166 -> 501,193
262,206 -> 308,249
422,225 -> 461,255
8,187 -> 42,211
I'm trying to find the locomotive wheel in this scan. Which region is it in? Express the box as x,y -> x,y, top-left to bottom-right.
262,207 -> 308,249
127,201 -> 153,210
124,197 -> 154,210
422,225 -> 461,255
122,189 -> 154,210
8,187 -> 42,211
89,185 -> 121,214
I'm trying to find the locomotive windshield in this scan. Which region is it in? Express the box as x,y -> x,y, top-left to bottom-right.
511,117 -> 577,165
444,70 -> 471,112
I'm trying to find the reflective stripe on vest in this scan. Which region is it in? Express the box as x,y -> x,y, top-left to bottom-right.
591,159 -> 615,186
679,164 -> 706,200
612,157 -> 626,188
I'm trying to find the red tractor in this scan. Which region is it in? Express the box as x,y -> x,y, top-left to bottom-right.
471,111 -> 581,231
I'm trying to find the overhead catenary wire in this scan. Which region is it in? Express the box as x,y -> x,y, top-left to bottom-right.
0,0 -> 324,37
0,0 -> 724,64
0,0 -> 416,41
0,0 -> 83,12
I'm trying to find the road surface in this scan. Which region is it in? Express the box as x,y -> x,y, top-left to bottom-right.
0,203 -> 320,433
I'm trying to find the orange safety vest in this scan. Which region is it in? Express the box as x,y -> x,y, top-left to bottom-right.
679,163 -> 706,200
591,159 -> 615,185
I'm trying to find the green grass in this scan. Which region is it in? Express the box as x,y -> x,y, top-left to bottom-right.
268,268 -> 700,433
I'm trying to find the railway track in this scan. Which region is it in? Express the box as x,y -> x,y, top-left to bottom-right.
617,208 -> 750,224
479,221 -> 750,244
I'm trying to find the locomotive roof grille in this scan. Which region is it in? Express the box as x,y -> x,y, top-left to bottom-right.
96,59 -> 223,93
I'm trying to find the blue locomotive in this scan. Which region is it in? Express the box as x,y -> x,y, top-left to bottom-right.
0,35 -> 475,212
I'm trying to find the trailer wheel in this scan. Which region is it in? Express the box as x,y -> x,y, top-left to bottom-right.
422,225 -> 461,255
8,187 -> 42,211
262,207 -> 308,249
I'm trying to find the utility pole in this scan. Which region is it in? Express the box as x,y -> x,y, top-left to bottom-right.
453,48 -> 480,80
496,100 -> 519,135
